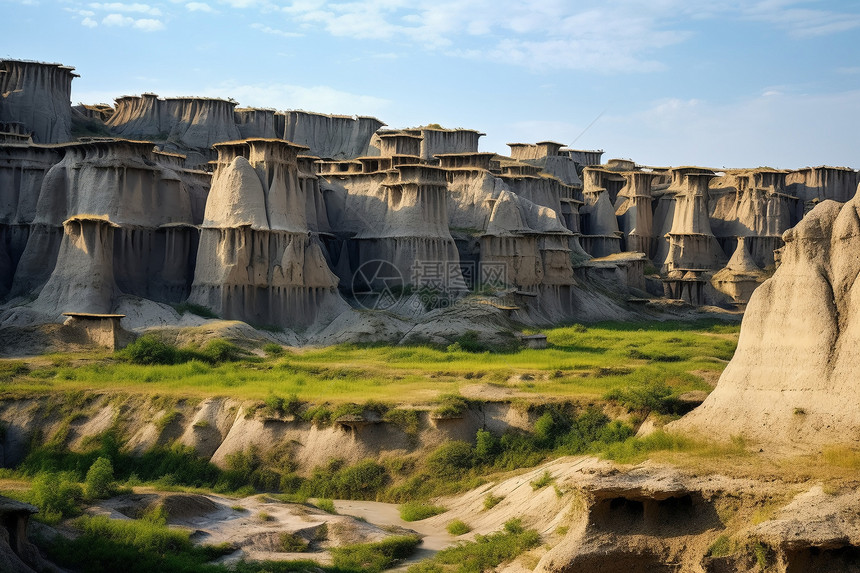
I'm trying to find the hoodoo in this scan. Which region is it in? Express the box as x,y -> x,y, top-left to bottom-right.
188,138 -> 347,329
674,185 -> 860,447
0,59 -> 76,144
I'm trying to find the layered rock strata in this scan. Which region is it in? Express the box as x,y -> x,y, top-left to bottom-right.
188,138 -> 347,328
674,186 -> 860,446
0,60 -> 77,144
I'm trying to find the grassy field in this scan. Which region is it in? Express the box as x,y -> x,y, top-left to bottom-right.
0,319 -> 739,405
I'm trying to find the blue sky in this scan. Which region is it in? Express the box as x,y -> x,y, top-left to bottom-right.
3,0 -> 859,169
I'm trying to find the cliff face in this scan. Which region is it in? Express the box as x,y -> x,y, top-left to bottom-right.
188,139 -> 347,329
674,186 -> 860,447
0,60 -> 76,144
280,112 -> 384,160
108,95 -> 241,151
0,145 -> 62,296
9,140 -> 199,317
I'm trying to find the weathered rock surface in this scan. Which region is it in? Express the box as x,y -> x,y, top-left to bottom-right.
0,60 -> 76,144
674,185 -> 860,447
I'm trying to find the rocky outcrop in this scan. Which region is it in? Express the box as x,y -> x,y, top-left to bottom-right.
403,127 -> 483,162
8,139 -> 199,315
188,138 -> 347,329
279,111 -> 384,160
674,185 -> 860,446
234,108 -> 278,140
664,167 -> 725,271
107,94 -> 241,159
0,60 -> 76,144
711,237 -> 769,306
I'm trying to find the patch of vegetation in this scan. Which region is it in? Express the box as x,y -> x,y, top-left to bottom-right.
172,302 -> 219,319
84,456 -> 115,500
46,514 -> 234,573
399,501 -> 446,521
279,532 -> 309,553
119,335 -> 246,367
483,493 -> 504,510
331,534 -> 422,573
407,519 -> 539,573
603,381 -> 682,415
383,408 -> 421,435
598,431 -> 748,464
26,471 -> 83,524
299,459 -> 388,500
263,343 -> 285,356
314,498 -> 337,514
432,394 -> 470,418
446,519 -> 471,535
530,470 -> 554,490
707,534 -> 735,557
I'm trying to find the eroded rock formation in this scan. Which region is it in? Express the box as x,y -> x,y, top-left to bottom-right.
674,185 -> 860,446
188,138 -> 347,329
0,60 -> 76,144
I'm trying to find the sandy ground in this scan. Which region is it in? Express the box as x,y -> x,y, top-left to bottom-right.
87,490 -> 460,565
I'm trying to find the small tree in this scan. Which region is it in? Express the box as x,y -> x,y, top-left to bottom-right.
84,456 -> 115,499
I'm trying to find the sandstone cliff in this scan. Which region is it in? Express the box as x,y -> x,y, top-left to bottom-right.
674,185 -> 860,447
0,60 -> 76,144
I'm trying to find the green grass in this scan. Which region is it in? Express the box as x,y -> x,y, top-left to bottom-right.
597,431 -> 749,464
483,494 -> 503,510
446,520 -> 471,535
314,498 -> 337,514
407,519 -> 539,573
0,319 -> 738,404
331,535 -> 422,573
399,501 -> 446,521
530,470 -> 554,490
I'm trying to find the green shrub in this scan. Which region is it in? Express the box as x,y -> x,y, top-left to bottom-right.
279,532 -> 309,552
603,381 -> 682,415
530,470 -> 554,490
331,534 -> 422,573
314,498 -> 337,514
483,493 -> 503,510
407,519 -> 539,573
447,331 -> 489,353
84,457 -> 115,500
200,339 -> 243,363
399,501 -> 446,521
426,441 -> 474,478
263,343 -> 284,356
120,335 -> 179,365
447,519 -> 471,535
383,408 -> 421,435
300,459 -> 388,500
433,394 -> 469,418
29,471 -> 83,523
474,429 -> 499,463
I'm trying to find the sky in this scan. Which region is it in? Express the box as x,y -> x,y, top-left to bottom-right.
3,0 -> 860,169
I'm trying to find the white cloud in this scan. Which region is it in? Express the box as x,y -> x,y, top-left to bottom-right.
250,22 -> 302,38
102,13 -> 134,25
100,12 -> 164,30
89,2 -> 162,15
241,0 -> 860,72
81,16 -> 98,26
133,17 -> 164,30
186,2 -> 213,11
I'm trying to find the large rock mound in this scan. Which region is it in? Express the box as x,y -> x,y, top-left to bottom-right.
673,185 -> 860,447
